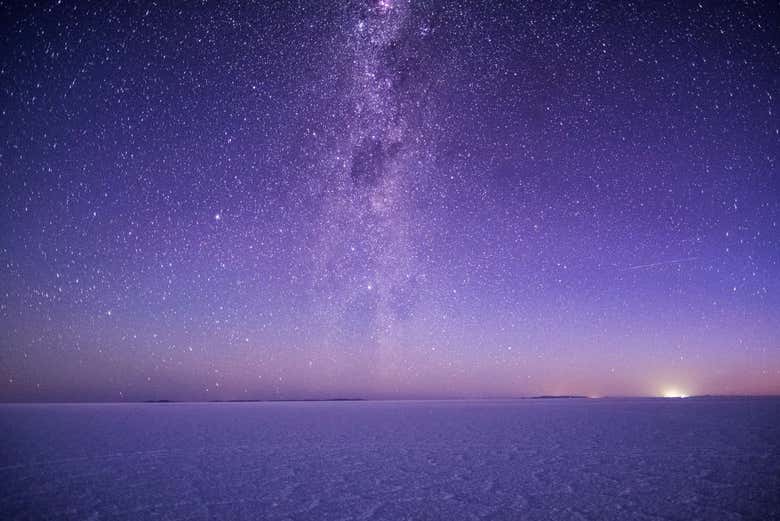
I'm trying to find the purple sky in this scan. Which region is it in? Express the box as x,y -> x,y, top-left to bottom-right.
1,1 -> 778,401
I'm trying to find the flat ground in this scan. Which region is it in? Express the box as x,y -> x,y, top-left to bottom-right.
1,398 -> 778,520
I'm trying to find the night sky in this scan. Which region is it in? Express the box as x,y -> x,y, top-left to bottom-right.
1,1 -> 778,402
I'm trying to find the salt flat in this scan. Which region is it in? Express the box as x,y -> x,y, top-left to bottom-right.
1,398 -> 778,520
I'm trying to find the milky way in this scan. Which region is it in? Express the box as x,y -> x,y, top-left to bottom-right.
1,1 -> 778,401
314,1 -> 444,380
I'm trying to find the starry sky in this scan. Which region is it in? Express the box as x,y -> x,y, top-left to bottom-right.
1,0 -> 778,402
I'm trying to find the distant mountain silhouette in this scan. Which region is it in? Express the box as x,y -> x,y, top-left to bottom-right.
530,395 -> 589,399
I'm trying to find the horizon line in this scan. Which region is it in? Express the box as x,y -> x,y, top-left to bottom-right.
2,393 -> 780,405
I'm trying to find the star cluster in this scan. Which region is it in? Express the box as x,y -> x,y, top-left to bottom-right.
1,1 -> 778,401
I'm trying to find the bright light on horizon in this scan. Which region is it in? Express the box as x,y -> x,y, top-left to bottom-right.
663,389 -> 689,399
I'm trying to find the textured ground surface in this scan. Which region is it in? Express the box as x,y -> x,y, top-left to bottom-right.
1,398 -> 779,520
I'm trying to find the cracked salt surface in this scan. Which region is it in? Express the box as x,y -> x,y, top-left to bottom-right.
1,398 -> 778,520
